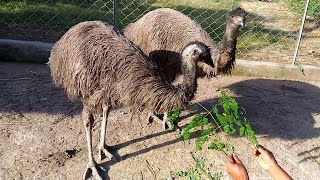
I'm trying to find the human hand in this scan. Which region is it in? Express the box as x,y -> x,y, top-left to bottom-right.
226,154 -> 249,180
253,145 -> 277,171
253,145 -> 292,180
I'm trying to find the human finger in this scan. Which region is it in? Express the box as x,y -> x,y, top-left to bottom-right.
232,154 -> 242,164
257,145 -> 269,154
253,148 -> 260,157
227,154 -> 235,163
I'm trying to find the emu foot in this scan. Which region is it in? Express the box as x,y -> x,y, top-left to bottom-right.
83,163 -> 103,180
98,145 -> 117,162
162,117 -> 173,130
147,113 -> 167,130
147,113 -> 181,131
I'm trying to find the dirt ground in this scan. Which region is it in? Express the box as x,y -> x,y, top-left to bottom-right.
0,62 -> 320,180
239,1 -> 320,66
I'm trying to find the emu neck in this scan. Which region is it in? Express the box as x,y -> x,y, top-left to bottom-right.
216,22 -> 240,74
180,59 -> 197,100
222,22 -> 239,53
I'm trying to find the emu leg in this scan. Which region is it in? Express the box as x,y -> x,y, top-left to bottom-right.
82,108 -> 102,180
162,112 -> 173,130
147,112 -> 163,126
147,112 -> 172,130
98,106 -> 114,162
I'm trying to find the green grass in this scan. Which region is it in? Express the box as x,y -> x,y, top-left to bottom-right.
0,1 -> 113,32
286,0 -> 320,18
0,0 -> 292,56
171,154 -> 223,180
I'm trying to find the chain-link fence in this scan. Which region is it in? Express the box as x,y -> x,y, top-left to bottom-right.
0,0 -> 319,66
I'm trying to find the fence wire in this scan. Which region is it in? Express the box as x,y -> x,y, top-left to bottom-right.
0,0 -> 319,66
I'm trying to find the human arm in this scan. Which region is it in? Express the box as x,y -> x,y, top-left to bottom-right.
253,145 -> 292,180
226,154 -> 249,180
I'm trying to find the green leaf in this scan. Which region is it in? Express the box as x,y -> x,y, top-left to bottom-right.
167,108 -> 181,130
239,126 -> 245,136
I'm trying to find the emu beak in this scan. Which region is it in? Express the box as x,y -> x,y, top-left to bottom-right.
239,20 -> 244,27
241,18 -> 246,27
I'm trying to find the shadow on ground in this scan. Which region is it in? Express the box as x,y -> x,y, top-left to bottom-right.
0,62 -> 82,120
1,62 -> 319,140
187,79 -> 320,140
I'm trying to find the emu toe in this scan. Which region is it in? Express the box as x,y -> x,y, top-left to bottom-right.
148,113 -> 167,130
83,163 -> 103,180
98,145 -> 117,162
162,118 -> 173,130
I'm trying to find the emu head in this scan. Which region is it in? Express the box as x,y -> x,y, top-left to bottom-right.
228,6 -> 247,27
181,41 -> 211,68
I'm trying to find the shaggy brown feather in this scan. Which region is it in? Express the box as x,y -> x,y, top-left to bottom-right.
124,7 -> 246,79
48,21 -> 199,114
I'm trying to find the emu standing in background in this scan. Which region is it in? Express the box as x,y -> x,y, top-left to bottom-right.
124,7 -> 247,76
48,21 -> 209,180
124,7 -> 247,128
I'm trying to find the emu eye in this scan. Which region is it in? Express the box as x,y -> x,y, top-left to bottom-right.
193,49 -> 198,54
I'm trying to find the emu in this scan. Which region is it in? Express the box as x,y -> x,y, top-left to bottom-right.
124,7 -> 247,128
48,21 -> 209,180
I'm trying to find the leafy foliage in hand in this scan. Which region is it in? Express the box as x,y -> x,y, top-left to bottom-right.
182,114 -> 209,141
182,89 -> 258,152
167,108 -> 181,130
213,90 -> 259,147
173,156 -> 222,180
209,139 -> 234,152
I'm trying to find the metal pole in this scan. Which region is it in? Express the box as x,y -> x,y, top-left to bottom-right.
292,0 -> 310,66
113,0 -> 117,29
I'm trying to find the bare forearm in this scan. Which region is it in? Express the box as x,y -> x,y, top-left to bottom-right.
268,164 -> 292,180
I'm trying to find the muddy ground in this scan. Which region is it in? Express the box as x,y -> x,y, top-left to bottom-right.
0,62 -> 319,180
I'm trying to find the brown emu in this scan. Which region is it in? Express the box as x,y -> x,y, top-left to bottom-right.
124,7 -> 246,128
124,7 -> 247,77
48,21 -> 208,180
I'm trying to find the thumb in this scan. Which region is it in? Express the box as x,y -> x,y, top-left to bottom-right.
227,154 -> 235,163
257,145 -> 268,154
232,154 -> 242,164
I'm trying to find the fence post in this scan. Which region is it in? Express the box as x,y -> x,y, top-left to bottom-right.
292,0 -> 310,66
113,0 -> 118,29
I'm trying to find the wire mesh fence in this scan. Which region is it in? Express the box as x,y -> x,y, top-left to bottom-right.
0,0 -> 319,66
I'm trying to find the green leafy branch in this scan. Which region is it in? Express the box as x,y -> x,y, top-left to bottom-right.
182,89 -> 259,152
213,90 -> 258,147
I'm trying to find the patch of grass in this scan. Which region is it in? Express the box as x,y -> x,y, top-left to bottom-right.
0,1 -> 113,32
286,0 -> 320,18
294,62 -> 305,76
172,154 -> 223,180
0,0 -> 296,58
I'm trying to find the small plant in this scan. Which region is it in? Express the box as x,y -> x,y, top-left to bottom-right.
167,108 -> 181,130
182,89 -> 258,152
294,62 -> 305,76
172,154 -> 223,180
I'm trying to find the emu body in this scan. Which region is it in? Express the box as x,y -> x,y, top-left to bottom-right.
124,7 -> 247,78
124,8 -> 246,128
49,21 -> 207,179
